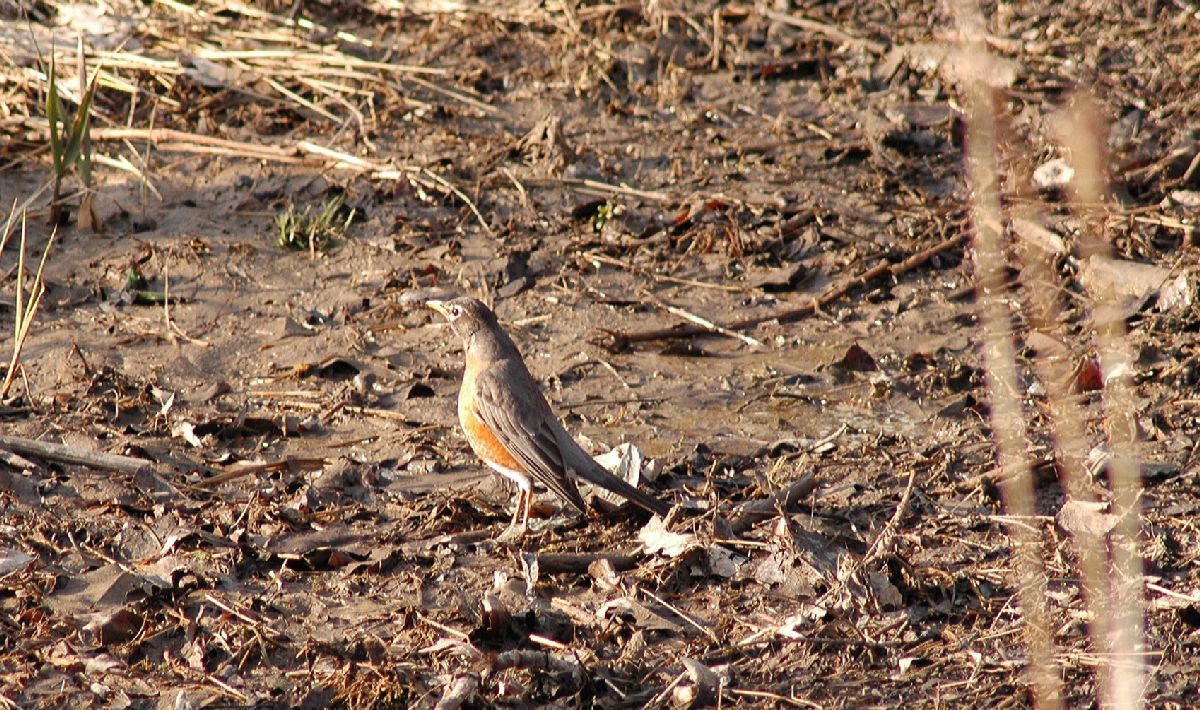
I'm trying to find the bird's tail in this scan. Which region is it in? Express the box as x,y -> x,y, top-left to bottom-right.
577,460 -> 671,517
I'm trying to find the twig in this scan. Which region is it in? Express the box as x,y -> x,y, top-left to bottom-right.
203,673 -> 250,703
202,593 -> 289,647
642,588 -> 719,643
855,466 -> 917,570
1054,93 -> 1148,709
0,433 -> 152,476
726,687 -> 821,708
955,21 -> 1065,709
492,650 -> 584,678
434,674 -> 479,710
2,215 -> 57,398
710,7 -> 723,71
583,251 -> 745,292
652,295 -> 763,349
557,395 -> 664,410
254,397 -> 420,422
421,167 -> 494,235
603,231 -> 966,348
91,126 -> 302,161
500,166 -> 530,208
406,75 -> 505,117
195,457 -> 326,489
526,176 -> 669,202
646,671 -> 687,709
759,9 -> 887,54
534,551 -> 642,574
19,122 -> 499,235
418,614 -> 470,641
726,474 -> 818,535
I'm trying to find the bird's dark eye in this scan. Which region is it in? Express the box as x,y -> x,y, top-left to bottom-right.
450,306 -> 461,318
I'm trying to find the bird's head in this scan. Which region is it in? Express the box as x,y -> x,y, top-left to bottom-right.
427,297 -> 498,343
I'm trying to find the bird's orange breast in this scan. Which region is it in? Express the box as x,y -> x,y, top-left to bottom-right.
459,353 -> 525,473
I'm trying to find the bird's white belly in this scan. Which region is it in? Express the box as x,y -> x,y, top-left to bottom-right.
485,460 -> 531,491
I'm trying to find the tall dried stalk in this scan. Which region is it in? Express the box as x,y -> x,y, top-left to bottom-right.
954,1 -> 1150,707
956,40 -> 1063,709
1,206 -> 57,399
1052,96 -> 1148,710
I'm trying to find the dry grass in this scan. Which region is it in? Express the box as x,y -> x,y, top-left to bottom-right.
955,3 -> 1152,708
1,205 -> 56,399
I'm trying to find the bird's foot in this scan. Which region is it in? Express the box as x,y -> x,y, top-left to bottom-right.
496,521 -> 529,542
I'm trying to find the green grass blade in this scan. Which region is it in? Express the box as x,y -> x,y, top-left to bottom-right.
62,74 -> 98,169
46,55 -> 63,175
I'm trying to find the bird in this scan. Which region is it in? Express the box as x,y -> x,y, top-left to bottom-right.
427,297 -> 671,537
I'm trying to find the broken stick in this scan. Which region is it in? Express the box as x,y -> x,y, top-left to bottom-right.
726,474 -> 818,534
602,232 -> 966,349
0,433 -> 152,476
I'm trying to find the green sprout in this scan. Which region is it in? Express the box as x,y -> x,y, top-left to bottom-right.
45,53 -> 98,226
275,195 -> 355,257
591,199 -> 621,232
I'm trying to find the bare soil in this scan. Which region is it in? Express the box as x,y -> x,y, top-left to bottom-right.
2,2 -> 1200,708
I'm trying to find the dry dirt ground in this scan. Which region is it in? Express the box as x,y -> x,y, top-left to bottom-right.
2,1 -> 1200,708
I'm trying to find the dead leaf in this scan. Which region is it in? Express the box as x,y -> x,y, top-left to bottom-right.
638,517 -> 698,558
83,607 -> 144,646
1012,218 -> 1067,257
0,549 -> 33,575
46,564 -> 146,617
705,545 -> 741,578
78,192 -> 102,233
172,421 -> 205,448
592,442 -> 651,503
772,603 -> 828,639
838,343 -> 878,372
184,55 -> 250,88
1169,190 -> 1200,208
588,559 -> 621,591
867,571 -> 904,609
151,386 -> 177,417
1156,273 -> 1193,312
274,317 -> 316,339
596,597 -> 685,634
745,263 -> 806,292
1078,255 -> 1169,322
673,658 -> 720,708
1073,356 -> 1104,393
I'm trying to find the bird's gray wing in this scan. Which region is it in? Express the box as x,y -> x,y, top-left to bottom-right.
473,362 -> 587,512
475,361 -> 670,517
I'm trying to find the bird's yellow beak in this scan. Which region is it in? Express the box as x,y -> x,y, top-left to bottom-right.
427,299 -> 450,319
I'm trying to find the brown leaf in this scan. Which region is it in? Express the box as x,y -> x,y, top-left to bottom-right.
1078,255 -> 1169,323
84,607 -> 144,646
745,263 -> 806,292
838,343 -> 878,372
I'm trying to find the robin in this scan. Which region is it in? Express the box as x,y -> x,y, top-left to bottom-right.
428,297 -> 671,537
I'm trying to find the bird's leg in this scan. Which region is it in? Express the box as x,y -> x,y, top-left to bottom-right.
510,490 -> 524,529
499,489 -> 529,541
516,488 -> 531,534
